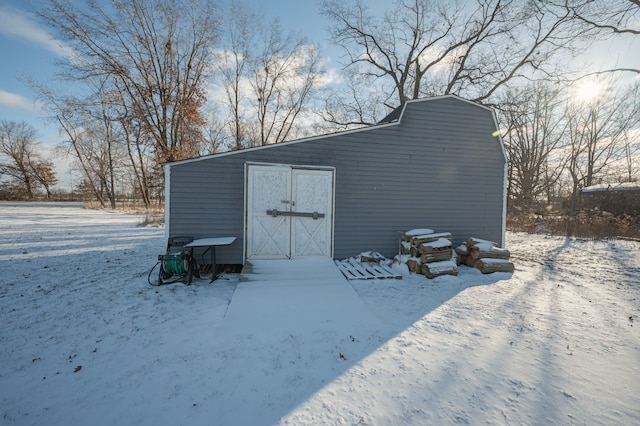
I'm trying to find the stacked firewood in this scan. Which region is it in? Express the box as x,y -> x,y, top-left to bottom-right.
400,229 -> 458,279
455,237 -> 515,274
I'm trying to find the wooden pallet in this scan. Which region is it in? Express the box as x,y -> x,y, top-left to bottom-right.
334,259 -> 402,280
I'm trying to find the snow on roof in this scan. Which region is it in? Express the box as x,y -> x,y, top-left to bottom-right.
581,182 -> 640,193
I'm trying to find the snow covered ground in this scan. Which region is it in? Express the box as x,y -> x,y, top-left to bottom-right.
1,202 -> 639,425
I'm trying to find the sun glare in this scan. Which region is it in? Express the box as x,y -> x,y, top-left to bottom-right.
574,79 -> 603,104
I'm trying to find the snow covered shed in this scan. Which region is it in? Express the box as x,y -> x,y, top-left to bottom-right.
162,95 -> 507,264
580,182 -> 640,216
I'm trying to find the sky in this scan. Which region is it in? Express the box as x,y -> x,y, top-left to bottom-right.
0,0 -> 638,186
0,0 -> 336,146
0,0 -> 341,184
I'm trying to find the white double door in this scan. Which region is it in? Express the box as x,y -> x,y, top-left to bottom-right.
247,165 -> 334,259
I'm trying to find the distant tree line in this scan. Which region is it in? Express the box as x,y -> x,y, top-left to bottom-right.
0,120 -> 58,200
4,0 -> 637,212
499,79 -> 640,213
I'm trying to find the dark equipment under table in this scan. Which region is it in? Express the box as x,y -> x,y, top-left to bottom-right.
185,237 -> 237,282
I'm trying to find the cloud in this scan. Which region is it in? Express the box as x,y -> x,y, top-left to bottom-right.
0,89 -> 35,111
0,5 -> 74,58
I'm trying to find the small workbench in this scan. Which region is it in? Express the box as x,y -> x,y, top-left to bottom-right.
185,237 -> 236,282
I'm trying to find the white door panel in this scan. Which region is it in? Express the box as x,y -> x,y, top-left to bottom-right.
291,169 -> 333,258
246,165 -> 333,260
247,166 -> 291,259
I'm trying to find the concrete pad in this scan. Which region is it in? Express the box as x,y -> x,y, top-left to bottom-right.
224,258 -> 381,333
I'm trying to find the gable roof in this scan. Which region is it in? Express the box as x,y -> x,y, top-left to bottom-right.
377,104 -> 404,124
163,95 -> 495,168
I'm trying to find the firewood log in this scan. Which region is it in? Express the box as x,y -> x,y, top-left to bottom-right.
412,232 -> 453,246
400,241 -> 412,255
422,260 -> 458,278
359,250 -> 385,262
406,257 -> 421,273
455,243 -> 469,256
473,258 -> 515,274
419,238 -> 452,254
469,245 -> 511,260
466,237 -> 499,248
421,251 -> 453,263
403,228 -> 434,242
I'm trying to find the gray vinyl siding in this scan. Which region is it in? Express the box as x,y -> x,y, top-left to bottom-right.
166,96 -> 506,263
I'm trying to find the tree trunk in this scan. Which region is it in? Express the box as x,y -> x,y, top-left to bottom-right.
58,116 -> 105,208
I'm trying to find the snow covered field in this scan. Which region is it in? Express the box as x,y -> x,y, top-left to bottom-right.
1,202 -> 639,425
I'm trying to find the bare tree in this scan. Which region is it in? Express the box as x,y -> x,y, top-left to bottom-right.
0,120 -> 58,199
215,0 -> 259,150
119,113 -> 154,207
558,0 -> 640,85
212,1 -> 324,149
320,0 -> 613,125
621,128 -> 640,182
33,74 -> 161,208
40,0 -> 220,162
75,123 -> 128,207
499,83 -> 570,209
565,80 -> 640,203
250,19 -> 322,146
31,160 -> 58,199
566,0 -> 639,36
33,81 -> 108,207
201,110 -> 229,155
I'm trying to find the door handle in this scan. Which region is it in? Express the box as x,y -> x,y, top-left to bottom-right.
266,210 -> 325,219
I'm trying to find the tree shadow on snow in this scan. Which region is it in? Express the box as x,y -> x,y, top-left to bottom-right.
192,264 -> 513,425
1,202 -> 519,425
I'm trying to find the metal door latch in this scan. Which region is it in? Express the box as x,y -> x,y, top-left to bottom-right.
266,209 -> 325,219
